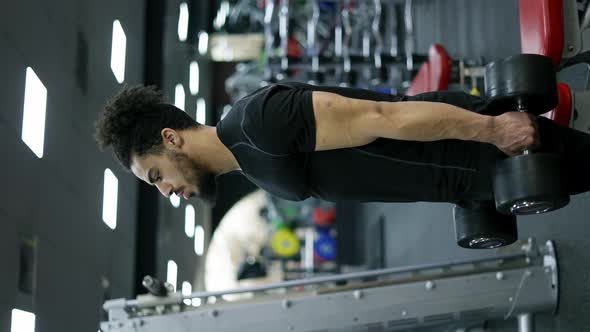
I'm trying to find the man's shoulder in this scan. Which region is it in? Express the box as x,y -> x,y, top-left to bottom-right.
218,85 -> 271,143
236,82 -> 314,105
223,81 -> 315,130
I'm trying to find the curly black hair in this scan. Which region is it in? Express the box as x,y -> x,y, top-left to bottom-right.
95,84 -> 199,170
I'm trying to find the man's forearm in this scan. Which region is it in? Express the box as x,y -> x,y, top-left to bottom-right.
373,101 -> 495,144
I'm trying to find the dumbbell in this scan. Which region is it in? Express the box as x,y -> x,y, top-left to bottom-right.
312,207 -> 336,227
314,228 -> 337,261
312,207 -> 337,261
270,227 -> 300,258
142,275 -> 173,296
484,54 -> 570,215
237,256 -> 268,280
453,200 -> 517,249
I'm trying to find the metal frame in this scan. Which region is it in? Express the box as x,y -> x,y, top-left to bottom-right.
561,0 -> 590,66
562,0 -> 582,59
574,85 -> 590,133
101,239 -> 558,332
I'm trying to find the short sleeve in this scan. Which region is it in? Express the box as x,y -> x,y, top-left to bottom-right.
241,84 -> 316,155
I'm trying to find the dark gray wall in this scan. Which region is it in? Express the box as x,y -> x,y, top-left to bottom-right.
0,1 -> 145,331
412,0 -> 521,61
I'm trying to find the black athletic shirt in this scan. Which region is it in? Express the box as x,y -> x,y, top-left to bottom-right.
216,82 -> 505,203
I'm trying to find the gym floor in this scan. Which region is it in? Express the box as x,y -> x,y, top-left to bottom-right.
350,0 -> 590,330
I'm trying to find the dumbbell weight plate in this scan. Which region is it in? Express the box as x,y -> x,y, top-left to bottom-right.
271,229 -> 301,258
453,200 -> 518,249
484,54 -> 558,116
493,153 -> 570,215
314,230 -> 337,261
237,257 -> 267,281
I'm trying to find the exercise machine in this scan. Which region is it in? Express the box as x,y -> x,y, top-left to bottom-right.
101,238 -> 558,332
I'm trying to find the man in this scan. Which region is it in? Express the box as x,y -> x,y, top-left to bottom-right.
94,82 -> 590,206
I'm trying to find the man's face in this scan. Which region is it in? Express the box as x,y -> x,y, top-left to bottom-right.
130,148 -> 217,205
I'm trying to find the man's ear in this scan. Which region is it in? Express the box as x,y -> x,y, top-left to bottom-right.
161,128 -> 184,148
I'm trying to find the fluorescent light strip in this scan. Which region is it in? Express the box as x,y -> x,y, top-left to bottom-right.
221,1 -> 230,17
185,204 -> 196,238
214,5 -> 227,30
110,20 -> 127,83
194,225 -> 204,256
167,260 -> 178,292
196,98 -> 206,124
182,281 -> 192,305
178,3 -> 189,42
174,84 -> 185,111
189,61 -> 199,95
170,193 -> 180,208
11,309 -> 35,332
198,31 -> 209,55
21,67 -> 47,159
102,168 -> 118,230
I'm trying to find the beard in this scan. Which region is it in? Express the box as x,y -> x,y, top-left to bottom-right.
166,150 -> 218,206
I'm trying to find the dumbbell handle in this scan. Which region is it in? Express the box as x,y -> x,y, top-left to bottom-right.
516,98 -> 530,155
142,276 -> 171,297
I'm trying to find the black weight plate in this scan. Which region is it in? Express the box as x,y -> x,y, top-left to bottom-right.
453,200 -> 518,249
237,260 -> 267,280
484,54 -> 558,115
493,153 -> 570,215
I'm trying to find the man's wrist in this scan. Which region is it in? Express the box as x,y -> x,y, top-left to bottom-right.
474,115 -> 497,145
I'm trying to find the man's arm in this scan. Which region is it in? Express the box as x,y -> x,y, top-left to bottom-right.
311,91 -> 539,156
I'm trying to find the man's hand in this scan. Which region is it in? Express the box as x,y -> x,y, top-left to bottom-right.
490,112 -> 540,156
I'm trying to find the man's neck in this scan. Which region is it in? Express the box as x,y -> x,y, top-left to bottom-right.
184,126 -> 241,175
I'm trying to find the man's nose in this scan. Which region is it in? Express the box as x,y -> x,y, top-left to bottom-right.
156,183 -> 172,198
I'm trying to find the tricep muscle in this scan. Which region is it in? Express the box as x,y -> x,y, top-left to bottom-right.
311,91 -> 381,151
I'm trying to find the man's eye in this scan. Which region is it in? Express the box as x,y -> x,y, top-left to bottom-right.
149,174 -> 161,184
